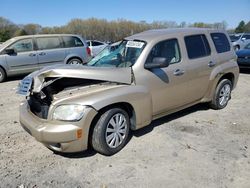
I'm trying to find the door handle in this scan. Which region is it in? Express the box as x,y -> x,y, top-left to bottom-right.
29,53 -> 36,57
208,61 -> 216,67
39,52 -> 46,56
173,69 -> 185,76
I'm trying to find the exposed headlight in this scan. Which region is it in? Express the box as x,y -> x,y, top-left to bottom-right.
53,105 -> 86,121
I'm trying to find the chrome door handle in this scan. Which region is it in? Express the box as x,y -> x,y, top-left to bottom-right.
39,52 -> 46,56
173,69 -> 185,76
29,53 -> 36,57
208,61 -> 216,67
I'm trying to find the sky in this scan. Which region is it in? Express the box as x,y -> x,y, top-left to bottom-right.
1,0 -> 250,29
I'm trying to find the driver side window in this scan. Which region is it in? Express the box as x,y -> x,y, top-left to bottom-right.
9,38 -> 33,53
146,39 -> 181,64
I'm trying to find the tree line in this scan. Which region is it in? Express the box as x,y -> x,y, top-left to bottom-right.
0,16 -> 249,42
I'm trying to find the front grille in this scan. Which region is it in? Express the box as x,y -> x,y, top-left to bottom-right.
17,77 -> 33,96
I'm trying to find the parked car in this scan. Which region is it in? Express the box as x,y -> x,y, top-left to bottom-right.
18,28 -> 239,155
236,42 -> 250,68
229,33 -> 250,50
0,34 -> 91,82
87,40 -> 108,57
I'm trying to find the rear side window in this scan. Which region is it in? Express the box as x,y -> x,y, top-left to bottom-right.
242,34 -> 250,40
37,37 -> 62,50
184,34 -> 211,59
63,36 -> 84,48
211,33 -> 230,53
92,41 -> 103,46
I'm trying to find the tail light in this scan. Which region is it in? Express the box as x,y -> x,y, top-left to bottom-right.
86,47 -> 91,56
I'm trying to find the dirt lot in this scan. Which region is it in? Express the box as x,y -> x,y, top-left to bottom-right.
0,71 -> 250,188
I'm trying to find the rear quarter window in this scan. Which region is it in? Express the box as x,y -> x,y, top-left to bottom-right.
210,33 -> 230,53
184,34 -> 211,59
63,36 -> 84,48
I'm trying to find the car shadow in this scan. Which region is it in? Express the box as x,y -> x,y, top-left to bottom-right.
54,148 -> 97,158
4,75 -> 26,82
240,68 -> 250,74
132,103 -> 209,137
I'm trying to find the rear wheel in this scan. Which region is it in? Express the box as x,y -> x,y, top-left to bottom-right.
0,67 -> 6,83
91,108 -> 130,155
67,58 -> 82,65
234,45 -> 240,51
209,79 -> 232,110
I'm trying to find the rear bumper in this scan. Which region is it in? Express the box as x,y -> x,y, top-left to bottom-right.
19,101 -> 97,152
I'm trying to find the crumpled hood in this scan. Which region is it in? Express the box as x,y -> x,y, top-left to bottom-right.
29,65 -> 132,93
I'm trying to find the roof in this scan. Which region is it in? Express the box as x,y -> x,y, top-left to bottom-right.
126,28 -> 225,43
11,34 -> 82,40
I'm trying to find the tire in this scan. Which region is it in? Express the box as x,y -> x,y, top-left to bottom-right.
209,79 -> 232,110
0,67 -> 6,83
91,108 -> 130,155
234,45 -> 240,51
67,58 -> 82,65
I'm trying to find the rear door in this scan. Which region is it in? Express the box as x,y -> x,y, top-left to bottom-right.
5,38 -> 39,74
183,34 -> 216,102
36,36 -> 66,68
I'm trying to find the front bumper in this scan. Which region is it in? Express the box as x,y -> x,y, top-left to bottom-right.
19,101 -> 97,153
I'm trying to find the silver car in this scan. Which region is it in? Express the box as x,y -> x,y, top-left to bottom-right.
229,33 -> 250,50
0,34 -> 91,82
87,40 -> 108,57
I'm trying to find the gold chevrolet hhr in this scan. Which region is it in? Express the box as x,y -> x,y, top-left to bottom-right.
18,28 -> 239,155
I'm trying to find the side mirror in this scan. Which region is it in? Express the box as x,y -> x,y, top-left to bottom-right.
241,37 -> 246,41
5,48 -> 16,55
144,57 -> 170,69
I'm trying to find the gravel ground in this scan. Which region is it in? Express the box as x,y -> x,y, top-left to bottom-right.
0,71 -> 250,188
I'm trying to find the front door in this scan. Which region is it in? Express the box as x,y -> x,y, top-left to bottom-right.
5,38 -> 39,74
135,38 -> 190,116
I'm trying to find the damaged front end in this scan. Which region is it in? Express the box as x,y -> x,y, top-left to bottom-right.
17,65 -> 133,119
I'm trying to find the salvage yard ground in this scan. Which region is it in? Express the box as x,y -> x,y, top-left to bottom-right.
0,71 -> 250,188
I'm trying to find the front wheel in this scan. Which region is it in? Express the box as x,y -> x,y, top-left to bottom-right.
91,108 -> 130,155
209,79 -> 232,110
0,67 -> 6,83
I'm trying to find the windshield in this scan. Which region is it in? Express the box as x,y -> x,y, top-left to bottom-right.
87,40 -> 146,67
229,34 -> 241,42
244,43 -> 250,50
0,38 -> 15,51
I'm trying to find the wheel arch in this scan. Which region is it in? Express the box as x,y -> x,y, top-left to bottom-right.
64,55 -> 83,64
87,102 -> 136,149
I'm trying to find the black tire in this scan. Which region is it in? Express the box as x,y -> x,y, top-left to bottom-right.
0,67 -> 6,83
91,108 -> 130,155
209,79 -> 232,110
67,58 -> 82,65
234,45 -> 240,51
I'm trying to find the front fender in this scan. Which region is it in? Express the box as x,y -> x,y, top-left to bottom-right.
54,85 -> 153,130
